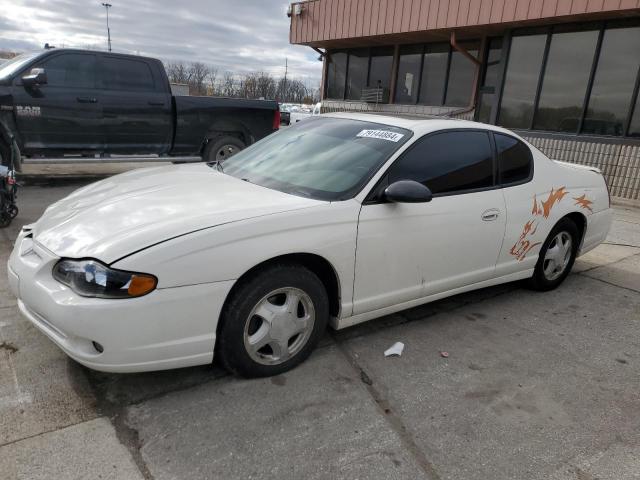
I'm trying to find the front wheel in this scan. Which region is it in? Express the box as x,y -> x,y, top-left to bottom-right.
527,218 -> 579,291
217,264 -> 329,377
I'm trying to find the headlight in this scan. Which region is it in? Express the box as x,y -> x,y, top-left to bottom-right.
52,259 -> 157,299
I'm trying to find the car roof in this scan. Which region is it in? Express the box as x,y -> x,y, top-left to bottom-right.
322,111 -> 519,138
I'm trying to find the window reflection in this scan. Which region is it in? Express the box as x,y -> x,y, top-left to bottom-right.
498,34 -> 547,129
534,29 -> 599,133
583,26 -> 640,136
346,49 -> 368,100
419,43 -> 449,105
326,51 -> 347,100
445,42 -> 479,107
395,45 -> 422,104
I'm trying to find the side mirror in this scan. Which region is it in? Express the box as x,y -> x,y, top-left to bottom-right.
384,180 -> 433,203
22,68 -> 47,87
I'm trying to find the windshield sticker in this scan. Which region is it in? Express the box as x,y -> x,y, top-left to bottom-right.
356,129 -> 404,142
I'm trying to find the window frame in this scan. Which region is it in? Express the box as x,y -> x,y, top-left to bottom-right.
491,132 -> 535,188
364,128 -> 501,204
98,54 -> 157,92
32,52 -> 99,90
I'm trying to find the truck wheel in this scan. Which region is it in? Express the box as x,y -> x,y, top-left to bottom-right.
203,136 -> 245,164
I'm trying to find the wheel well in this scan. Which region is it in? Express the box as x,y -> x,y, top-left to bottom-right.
223,253 -> 341,318
563,212 -> 587,248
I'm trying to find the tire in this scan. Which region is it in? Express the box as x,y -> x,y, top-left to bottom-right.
527,217 -> 579,291
203,135 -> 246,164
217,263 -> 329,378
0,139 -> 10,168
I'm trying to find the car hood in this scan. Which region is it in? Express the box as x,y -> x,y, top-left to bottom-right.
33,163 -> 324,263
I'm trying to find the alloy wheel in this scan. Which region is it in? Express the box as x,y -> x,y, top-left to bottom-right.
543,231 -> 573,281
243,287 -> 316,365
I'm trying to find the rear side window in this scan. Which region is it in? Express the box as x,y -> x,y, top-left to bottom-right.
101,57 -> 155,91
495,133 -> 533,185
388,131 -> 494,195
40,53 -> 96,89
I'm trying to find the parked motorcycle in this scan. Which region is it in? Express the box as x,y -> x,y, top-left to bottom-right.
0,137 -> 19,227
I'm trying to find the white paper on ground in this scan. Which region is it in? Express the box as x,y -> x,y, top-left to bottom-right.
384,342 -> 405,357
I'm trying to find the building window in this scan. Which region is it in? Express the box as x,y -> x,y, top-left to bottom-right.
582,26 -> 640,136
418,43 -> 449,106
369,47 -> 394,91
497,21 -> 640,137
630,92 -> 640,137
445,41 -> 479,107
498,34 -> 547,129
346,48 -> 368,100
534,29 -> 600,133
395,45 -> 422,104
326,51 -> 347,100
476,38 -> 503,124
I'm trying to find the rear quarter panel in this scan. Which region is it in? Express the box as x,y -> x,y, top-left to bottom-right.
172,97 -> 277,155
498,149 -> 611,276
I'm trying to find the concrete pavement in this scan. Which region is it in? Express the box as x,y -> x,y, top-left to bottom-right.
1,180 -> 639,480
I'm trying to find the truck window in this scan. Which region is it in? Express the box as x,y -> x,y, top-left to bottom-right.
101,57 -> 155,91
39,53 -> 97,89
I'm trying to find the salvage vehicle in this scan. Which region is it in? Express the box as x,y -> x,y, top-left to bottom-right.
8,113 -> 612,377
0,49 -> 279,165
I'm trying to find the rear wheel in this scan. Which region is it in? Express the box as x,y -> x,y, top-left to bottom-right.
203,135 -> 246,164
217,264 -> 329,377
527,218 -> 579,291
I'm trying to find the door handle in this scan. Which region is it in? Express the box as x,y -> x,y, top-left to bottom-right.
148,101 -> 165,106
481,209 -> 500,221
77,97 -> 97,103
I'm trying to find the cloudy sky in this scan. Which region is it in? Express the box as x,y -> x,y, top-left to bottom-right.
0,0 -> 321,84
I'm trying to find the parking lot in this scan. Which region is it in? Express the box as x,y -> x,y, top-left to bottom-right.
1,177 -> 639,480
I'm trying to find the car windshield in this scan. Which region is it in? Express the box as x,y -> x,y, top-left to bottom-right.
0,52 -> 42,80
221,117 -> 412,201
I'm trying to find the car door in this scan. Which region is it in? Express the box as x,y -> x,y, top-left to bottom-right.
492,132 -> 539,275
352,130 -> 506,315
98,55 -> 172,154
12,52 -> 102,152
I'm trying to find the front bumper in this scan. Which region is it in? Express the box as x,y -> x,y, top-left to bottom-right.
8,229 -> 235,373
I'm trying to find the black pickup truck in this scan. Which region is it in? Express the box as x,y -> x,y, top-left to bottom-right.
0,49 -> 280,166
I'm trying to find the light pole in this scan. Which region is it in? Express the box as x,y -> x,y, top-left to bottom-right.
101,3 -> 112,52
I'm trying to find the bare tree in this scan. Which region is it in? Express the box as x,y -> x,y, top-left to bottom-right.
206,68 -> 218,96
165,59 -> 319,102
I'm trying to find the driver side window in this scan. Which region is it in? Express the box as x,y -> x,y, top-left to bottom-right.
387,130 -> 495,195
37,53 -> 97,89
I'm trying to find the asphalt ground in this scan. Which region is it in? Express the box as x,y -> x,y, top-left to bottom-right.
1,171 -> 639,480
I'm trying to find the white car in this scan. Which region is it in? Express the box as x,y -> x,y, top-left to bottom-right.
8,113 -> 612,377
289,102 -> 321,123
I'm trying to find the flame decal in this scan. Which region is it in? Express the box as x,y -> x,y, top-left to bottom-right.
510,186 -> 568,262
573,194 -> 593,213
540,187 -> 568,218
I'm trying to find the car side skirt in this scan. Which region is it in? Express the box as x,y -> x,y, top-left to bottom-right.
333,269 -> 533,330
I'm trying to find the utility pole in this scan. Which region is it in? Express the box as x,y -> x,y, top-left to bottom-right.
101,3 -> 112,52
282,57 -> 288,102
